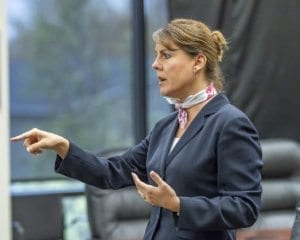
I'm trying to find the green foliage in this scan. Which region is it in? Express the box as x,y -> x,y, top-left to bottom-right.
10,0 -> 133,179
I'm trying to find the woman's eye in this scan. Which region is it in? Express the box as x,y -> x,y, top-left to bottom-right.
163,53 -> 171,59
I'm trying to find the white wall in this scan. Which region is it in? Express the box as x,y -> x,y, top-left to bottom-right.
0,0 -> 11,239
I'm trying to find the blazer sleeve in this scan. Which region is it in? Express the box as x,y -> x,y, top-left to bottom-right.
54,134 -> 150,189
177,116 -> 263,230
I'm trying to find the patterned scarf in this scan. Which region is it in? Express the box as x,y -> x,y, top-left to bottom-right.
165,83 -> 217,128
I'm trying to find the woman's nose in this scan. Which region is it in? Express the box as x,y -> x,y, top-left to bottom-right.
152,58 -> 161,70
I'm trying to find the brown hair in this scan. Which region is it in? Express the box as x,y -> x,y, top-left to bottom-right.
152,18 -> 228,92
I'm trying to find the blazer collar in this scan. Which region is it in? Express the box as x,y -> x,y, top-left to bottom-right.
163,93 -> 230,169
197,92 -> 230,117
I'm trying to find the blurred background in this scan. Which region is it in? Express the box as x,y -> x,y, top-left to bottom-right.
1,0 -> 300,239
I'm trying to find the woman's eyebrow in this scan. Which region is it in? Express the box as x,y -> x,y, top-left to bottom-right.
155,48 -> 180,54
167,47 -> 180,51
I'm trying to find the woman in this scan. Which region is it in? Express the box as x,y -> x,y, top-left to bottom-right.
11,18 -> 263,240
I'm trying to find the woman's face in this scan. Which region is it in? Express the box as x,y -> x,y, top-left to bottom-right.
152,41 -> 198,100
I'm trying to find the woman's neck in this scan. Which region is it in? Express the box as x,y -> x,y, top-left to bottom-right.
176,95 -> 214,137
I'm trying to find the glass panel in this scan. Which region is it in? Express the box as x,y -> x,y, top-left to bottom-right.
63,195 -> 89,239
8,0 -> 133,180
145,0 -> 170,130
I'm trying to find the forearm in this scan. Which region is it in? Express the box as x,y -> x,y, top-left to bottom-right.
55,142 -> 144,189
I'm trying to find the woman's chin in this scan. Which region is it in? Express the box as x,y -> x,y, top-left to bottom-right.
160,89 -> 178,99
159,85 -> 171,97
159,89 -> 170,97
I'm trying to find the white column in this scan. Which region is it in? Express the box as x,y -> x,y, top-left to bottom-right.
0,0 -> 11,239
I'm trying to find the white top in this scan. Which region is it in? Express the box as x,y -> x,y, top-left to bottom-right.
170,137 -> 180,152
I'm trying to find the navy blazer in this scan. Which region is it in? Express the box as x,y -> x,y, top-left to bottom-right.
55,93 -> 263,240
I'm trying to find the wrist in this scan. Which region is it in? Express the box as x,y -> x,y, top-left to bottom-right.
55,137 -> 70,159
170,196 -> 180,214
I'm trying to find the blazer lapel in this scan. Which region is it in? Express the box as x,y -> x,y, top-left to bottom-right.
165,93 -> 229,167
159,117 -> 178,178
165,113 -> 205,166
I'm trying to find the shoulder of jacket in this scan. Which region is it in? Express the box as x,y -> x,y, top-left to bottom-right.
152,111 -> 177,130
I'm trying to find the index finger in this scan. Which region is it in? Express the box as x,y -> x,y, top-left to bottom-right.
10,129 -> 36,141
131,172 -> 154,192
150,171 -> 165,187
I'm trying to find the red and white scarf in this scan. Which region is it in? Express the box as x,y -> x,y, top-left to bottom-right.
165,83 -> 217,128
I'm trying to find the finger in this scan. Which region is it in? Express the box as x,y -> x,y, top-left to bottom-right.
136,189 -> 148,202
30,149 -> 43,155
131,172 -> 139,185
137,190 -> 143,197
131,172 -> 153,192
23,138 -> 33,149
11,133 -> 31,142
132,174 -> 146,197
150,171 -> 165,187
26,141 -> 45,154
10,128 -> 38,141
132,173 -> 146,189
131,173 -> 142,190
132,173 -> 147,189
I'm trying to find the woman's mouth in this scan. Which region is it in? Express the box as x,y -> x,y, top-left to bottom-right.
158,77 -> 167,84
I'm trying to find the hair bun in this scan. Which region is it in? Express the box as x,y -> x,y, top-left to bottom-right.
211,30 -> 228,62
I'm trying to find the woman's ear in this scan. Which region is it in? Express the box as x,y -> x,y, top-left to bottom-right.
193,54 -> 207,73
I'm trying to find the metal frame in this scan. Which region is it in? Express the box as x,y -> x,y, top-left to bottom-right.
132,0 -> 147,144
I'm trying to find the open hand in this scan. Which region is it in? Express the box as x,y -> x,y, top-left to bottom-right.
132,171 -> 180,213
